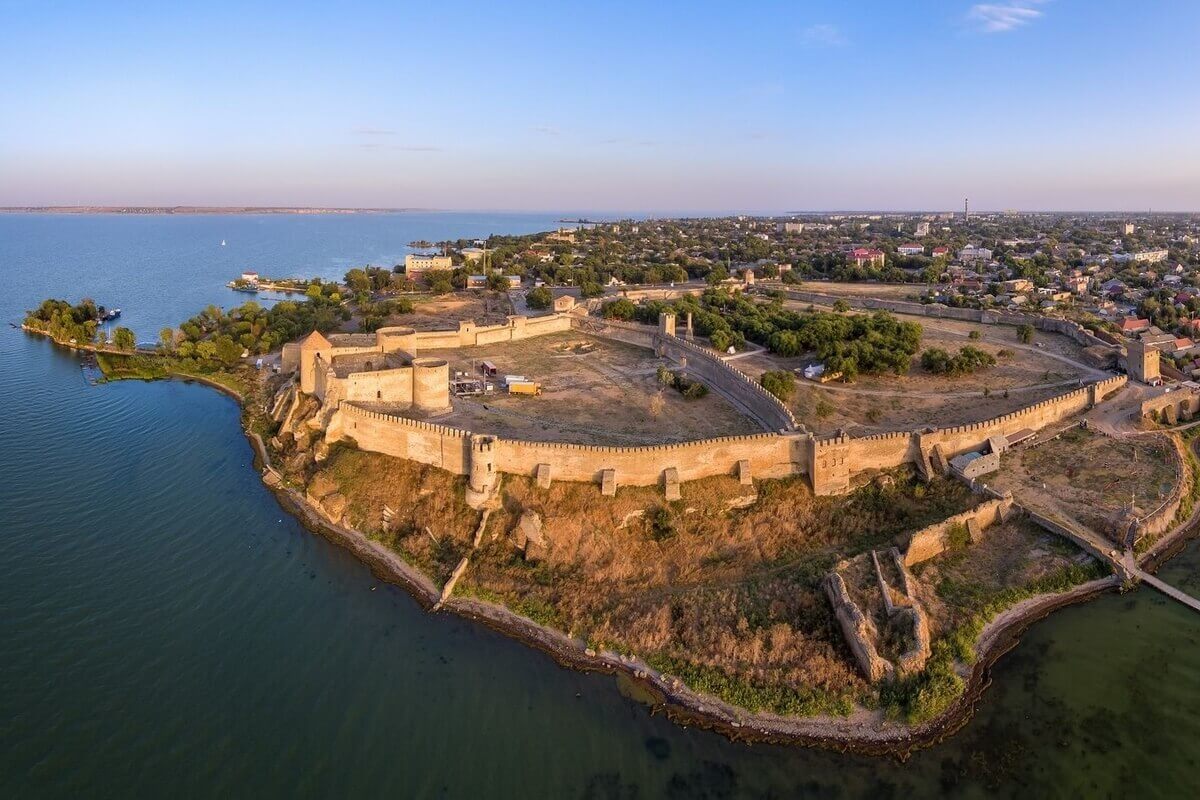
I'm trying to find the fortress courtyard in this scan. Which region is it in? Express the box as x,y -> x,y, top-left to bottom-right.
370,331 -> 762,445
734,309 -> 1102,436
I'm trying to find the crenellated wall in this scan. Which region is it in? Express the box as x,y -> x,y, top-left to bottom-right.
302,305 -> 1127,497
331,402 -> 802,488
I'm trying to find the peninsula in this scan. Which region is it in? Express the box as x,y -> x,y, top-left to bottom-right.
25,213 -> 1200,754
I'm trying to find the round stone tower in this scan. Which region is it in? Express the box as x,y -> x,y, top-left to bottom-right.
410,357 -> 450,413
375,326 -> 417,358
467,434 -> 497,498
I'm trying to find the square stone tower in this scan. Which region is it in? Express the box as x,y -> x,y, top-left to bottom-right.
1127,338 -> 1160,384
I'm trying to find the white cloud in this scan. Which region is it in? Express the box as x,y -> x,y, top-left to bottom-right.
967,2 -> 1046,33
351,127 -> 397,136
801,24 -> 846,47
532,125 -> 561,136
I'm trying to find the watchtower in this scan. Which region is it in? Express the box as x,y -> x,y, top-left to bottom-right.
1127,339 -> 1160,385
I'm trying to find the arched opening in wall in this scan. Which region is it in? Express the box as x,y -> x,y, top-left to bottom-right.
365,361 -> 374,371
377,390 -> 382,400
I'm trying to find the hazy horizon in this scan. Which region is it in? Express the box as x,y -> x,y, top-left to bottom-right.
3,1 -> 1198,212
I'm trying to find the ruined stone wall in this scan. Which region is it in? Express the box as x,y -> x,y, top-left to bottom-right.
904,496 -> 1014,565
1133,434 -> 1189,543
784,289 -> 1116,350
1141,388 -> 1200,422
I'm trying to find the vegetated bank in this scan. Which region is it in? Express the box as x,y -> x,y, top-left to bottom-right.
20,293 -> 1132,755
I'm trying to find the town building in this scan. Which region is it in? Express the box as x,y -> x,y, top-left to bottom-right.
958,245 -> 993,263
915,221 -> 931,238
1132,249 -> 1169,264
405,253 -> 452,278
896,244 -> 924,256
848,247 -> 885,267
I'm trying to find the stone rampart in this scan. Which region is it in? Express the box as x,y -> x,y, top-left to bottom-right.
333,402 -> 802,489
332,403 -> 471,474
493,431 -> 799,486
656,334 -> 798,432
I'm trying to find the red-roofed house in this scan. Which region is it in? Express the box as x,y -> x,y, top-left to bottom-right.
848,247 -> 885,267
932,246 -> 950,259
1119,317 -> 1151,334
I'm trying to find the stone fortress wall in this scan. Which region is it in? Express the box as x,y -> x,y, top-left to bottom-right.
303,305 -> 1127,498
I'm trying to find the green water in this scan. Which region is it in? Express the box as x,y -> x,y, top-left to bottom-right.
1,213 -> 1198,798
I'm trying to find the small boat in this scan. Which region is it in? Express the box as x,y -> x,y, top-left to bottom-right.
221,239 -> 227,246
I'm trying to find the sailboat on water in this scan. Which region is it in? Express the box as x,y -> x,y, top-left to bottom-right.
221,239 -> 227,246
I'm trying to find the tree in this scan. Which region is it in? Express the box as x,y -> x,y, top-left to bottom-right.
213,335 -> 243,366
832,299 -> 851,313
601,298 -> 636,320
1017,324 -> 1035,344
344,268 -> 371,294
579,281 -> 604,298
760,370 -> 796,401
195,340 -> 217,361
526,287 -> 552,309
159,327 -> 176,352
706,265 -> 729,286
968,330 -> 981,341
487,272 -> 511,292
112,327 -> 136,351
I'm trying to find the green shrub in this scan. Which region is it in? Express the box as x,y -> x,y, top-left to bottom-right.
760,369 -> 796,401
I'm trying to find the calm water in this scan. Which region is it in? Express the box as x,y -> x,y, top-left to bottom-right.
1,213 -> 1199,799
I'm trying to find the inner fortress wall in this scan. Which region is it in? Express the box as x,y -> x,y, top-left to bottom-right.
339,367 -> 414,405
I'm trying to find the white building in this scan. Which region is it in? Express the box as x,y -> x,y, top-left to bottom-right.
958,245 -> 993,263
1132,249 -> 1169,264
915,221 -> 931,238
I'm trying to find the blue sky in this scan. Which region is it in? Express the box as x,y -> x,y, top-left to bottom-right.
1,0 -> 1198,213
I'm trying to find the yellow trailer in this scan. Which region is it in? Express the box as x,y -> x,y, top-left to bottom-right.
508,381 -> 542,396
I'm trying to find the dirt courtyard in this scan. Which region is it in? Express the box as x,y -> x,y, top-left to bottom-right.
990,428 -> 1179,539
387,292 -> 513,330
419,332 -> 762,444
733,306 -> 1103,436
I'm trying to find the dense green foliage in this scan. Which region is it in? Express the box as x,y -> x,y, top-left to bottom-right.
605,289 -> 921,374
24,298 -> 104,344
1017,323 -> 1035,344
920,345 -> 997,376
168,284 -> 347,358
526,287 -> 552,309
656,366 -> 708,399
760,369 -> 796,401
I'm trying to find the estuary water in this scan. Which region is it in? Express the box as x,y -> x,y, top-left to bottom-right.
1,212 -> 1199,798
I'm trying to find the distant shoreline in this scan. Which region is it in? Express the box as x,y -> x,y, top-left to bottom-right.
0,206 -> 426,215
